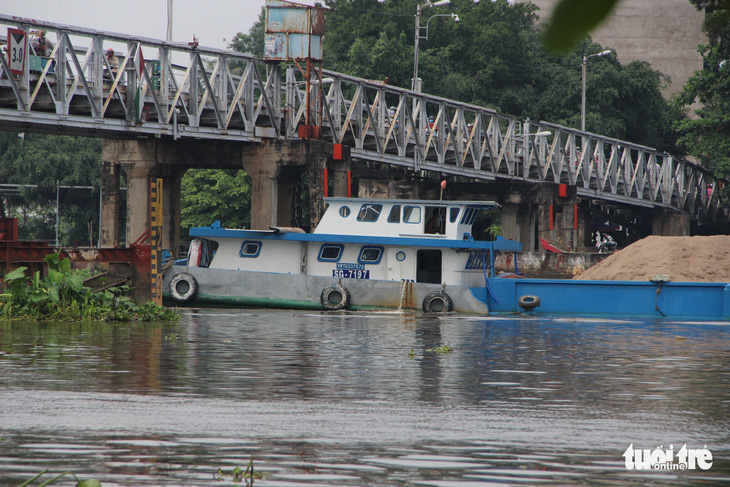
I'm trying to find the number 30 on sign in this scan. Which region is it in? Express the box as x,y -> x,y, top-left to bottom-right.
8,28 -> 27,75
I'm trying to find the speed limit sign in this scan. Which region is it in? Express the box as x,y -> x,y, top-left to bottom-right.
7,28 -> 27,75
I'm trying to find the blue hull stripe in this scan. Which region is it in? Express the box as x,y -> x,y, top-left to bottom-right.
190,227 -> 522,251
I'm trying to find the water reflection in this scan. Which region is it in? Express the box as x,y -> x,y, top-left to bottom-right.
0,310 -> 729,485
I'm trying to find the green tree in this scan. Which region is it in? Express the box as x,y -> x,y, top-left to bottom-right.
180,169 -> 251,238
0,132 -> 101,244
674,0 -> 730,177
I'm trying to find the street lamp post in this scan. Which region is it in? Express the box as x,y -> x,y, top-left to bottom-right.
413,0 -> 453,92
521,120 -> 551,178
581,49 -> 611,132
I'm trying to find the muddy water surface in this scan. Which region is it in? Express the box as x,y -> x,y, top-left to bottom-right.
1,310 -> 729,485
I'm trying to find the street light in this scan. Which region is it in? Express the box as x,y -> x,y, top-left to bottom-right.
519,121 -> 551,178
581,49 -> 611,132
413,0 -> 454,92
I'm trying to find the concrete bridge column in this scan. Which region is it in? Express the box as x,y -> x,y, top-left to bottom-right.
652,210 -> 691,236
101,139 -> 185,252
241,139 -> 331,230
100,143 -> 122,247
501,200 -> 535,250
330,144 -> 352,197
160,169 -> 185,257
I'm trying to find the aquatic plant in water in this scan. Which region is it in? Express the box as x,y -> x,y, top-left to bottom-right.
0,253 -> 178,322
19,469 -> 101,486
215,458 -> 263,484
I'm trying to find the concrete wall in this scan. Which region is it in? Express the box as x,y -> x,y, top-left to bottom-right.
495,250 -> 610,279
524,0 -> 705,96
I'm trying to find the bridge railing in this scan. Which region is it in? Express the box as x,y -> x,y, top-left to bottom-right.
0,14 -> 726,226
0,14 -> 281,140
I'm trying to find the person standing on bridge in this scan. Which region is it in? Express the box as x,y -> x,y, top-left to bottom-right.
32,31 -> 53,57
106,48 -> 119,77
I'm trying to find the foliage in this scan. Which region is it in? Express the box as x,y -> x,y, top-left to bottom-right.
674,0 -> 730,180
0,253 -> 179,322
180,169 -> 252,236
410,343 -> 454,359
0,132 -> 102,244
214,458 -> 263,484
485,223 -> 502,240
425,343 -> 454,354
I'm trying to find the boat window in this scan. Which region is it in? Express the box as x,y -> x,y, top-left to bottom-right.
460,208 -> 477,225
240,241 -> 261,258
339,206 -> 351,218
358,246 -> 383,265
450,207 -> 460,223
403,206 -> 421,224
387,205 -> 401,223
357,204 -> 383,222
318,244 -> 343,262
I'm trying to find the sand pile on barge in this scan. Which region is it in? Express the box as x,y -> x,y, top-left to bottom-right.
574,235 -> 730,282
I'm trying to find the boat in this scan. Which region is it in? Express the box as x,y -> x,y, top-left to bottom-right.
163,197 -> 520,313
163,197 -> 730,320
540,235 -> 568,253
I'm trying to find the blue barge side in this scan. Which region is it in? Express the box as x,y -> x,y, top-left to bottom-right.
476,278 -> 730,320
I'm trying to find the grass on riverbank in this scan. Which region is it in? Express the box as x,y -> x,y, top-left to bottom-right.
0,253 -> 178,322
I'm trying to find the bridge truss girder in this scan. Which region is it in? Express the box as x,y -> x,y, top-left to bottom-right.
0,14 -> 726,229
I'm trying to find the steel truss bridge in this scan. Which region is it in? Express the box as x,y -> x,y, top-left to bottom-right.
0,14 -> 727,228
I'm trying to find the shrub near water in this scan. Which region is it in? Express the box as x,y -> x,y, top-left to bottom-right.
0,253 -> 178,322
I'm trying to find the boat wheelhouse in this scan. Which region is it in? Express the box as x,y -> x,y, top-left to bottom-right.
163,197 -> 521,312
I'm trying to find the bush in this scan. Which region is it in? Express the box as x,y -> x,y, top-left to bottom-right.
0,253 -> 179,322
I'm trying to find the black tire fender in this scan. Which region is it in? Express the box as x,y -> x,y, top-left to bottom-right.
169,272 -> 198,302
321,283 -> 350,310
517,294 -> 540,310
422,291 -> 453,313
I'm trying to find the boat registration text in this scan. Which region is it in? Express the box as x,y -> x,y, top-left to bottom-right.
333,263 -> 370,279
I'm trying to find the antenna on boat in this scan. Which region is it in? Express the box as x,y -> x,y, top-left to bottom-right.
439,180 -> 446,201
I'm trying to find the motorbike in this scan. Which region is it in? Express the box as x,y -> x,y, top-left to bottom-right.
597,234 -> 618,253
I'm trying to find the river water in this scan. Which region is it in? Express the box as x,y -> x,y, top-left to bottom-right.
1,309 -> 729,486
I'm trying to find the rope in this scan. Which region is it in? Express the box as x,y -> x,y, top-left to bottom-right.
514,251 -> 529,278
482,249 -> 499,302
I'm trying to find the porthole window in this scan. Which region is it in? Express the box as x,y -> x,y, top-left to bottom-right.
318,244 -> 344,262
240,241 -> 261,258
395,251 -> 406,262
339,206 -> 351,218
358,246 -> 384,265
357,204 -> 383,222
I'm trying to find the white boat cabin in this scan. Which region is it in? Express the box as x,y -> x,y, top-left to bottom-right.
314,198 -> 489,240
185,198 -> 520,287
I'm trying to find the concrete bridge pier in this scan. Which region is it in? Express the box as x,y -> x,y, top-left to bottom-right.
101,139 -> 187,302
652,210 -> 691,236
101,140 -> 186,251
241,139 -> 339,230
